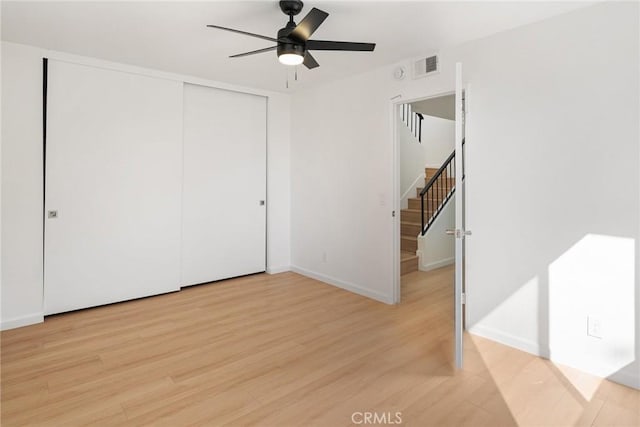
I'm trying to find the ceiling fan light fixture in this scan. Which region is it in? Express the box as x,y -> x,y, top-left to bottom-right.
277,39 -> 305,66
208,0 -> 376,71
278,52 -> 304,65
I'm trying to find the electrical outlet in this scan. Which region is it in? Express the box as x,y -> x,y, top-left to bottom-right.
587,316 -> 603,339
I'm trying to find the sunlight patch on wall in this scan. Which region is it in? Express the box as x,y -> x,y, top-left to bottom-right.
548,233 -> 635,396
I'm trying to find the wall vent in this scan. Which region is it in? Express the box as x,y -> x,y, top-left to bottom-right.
413,55 -> 439,79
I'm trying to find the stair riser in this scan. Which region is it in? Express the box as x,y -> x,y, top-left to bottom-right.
401,257 -> 419,275
408,198 -> 446,210
401,238 -> 417,252
425,172 -> 448,180
401,223 -> 421,235
401,210 -> 434,223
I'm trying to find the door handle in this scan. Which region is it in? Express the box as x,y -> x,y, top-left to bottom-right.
446,229 -> 472,238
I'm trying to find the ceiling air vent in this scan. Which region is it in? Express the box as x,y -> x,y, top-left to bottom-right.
413,55 -> 439,79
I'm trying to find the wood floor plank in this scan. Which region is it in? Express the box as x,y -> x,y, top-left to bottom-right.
2,268 -> 638,426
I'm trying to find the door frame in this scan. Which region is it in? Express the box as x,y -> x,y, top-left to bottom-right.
391,89 -> 457,304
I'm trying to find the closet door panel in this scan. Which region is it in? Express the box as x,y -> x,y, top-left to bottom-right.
44,60 -> 183,315
181,84 -> 266,286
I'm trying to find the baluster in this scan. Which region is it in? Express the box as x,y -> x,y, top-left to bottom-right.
439,173 -> 447,210
420,192 -> 425,235
430,185 -> 434,225
427,187 -> 433,225
436,174 -> 440,216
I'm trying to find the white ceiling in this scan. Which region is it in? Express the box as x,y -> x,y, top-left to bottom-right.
412,94 -> 455,121
1,1 -> 591,93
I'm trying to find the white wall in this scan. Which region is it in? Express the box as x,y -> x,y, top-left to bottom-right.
398,116 -> 426,209
422,115 -> 455,169
290,2 -> 639,388
418,199 -> 455,271
399,112 -> 454,210
0,41 -> 292,329
458,2 -> 639,389
1,42 -> 44,329
290,66 -> 396,303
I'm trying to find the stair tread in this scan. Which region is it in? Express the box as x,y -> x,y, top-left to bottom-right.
401,251 -> 418,261
401,234 -> 418,240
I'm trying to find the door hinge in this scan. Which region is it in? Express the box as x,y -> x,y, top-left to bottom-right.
462,292 -> 466,305
392,210 -> 396,218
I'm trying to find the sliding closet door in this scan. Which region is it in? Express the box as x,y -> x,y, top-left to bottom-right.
44,60 -> 183,315
181,84 -> 266,286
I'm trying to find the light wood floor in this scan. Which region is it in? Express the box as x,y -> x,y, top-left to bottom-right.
1,267 -> 638,426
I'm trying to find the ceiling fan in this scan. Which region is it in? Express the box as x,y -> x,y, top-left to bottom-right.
206,0 -> 376,69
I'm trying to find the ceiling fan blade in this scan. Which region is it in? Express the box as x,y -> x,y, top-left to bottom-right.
303,51 -> 320,69
230,46 -> 278,58
307,40 -> 376,51
206,25 -> 277,43
289,8 -> 329,41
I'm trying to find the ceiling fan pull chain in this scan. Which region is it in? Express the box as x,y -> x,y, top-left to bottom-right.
295,67 -> 298,81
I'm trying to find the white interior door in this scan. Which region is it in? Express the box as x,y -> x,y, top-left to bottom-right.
44,60 -> 183,315
454,62 -> 468,368
181,84 -> 266,286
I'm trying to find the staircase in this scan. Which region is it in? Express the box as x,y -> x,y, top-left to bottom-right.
400,166 -> 456,275
398,102 -> 460,275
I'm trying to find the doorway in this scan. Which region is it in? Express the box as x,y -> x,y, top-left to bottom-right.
392,67 -> 468,369
397,94 -> 456,279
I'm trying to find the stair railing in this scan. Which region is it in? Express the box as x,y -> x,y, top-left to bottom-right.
419,140 -> 465,235
401,104 -> 424,142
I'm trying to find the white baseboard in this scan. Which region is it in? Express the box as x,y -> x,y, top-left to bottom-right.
607,368 -> 640,390
419,256 -> 454,272
266,266 -> 291,274
1,312 -> 44,331
469,323 -> 544,357
290,265 -> 394,304
469,323 -> 639,390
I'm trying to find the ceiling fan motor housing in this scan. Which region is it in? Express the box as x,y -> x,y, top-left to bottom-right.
277,25 -> 305,58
